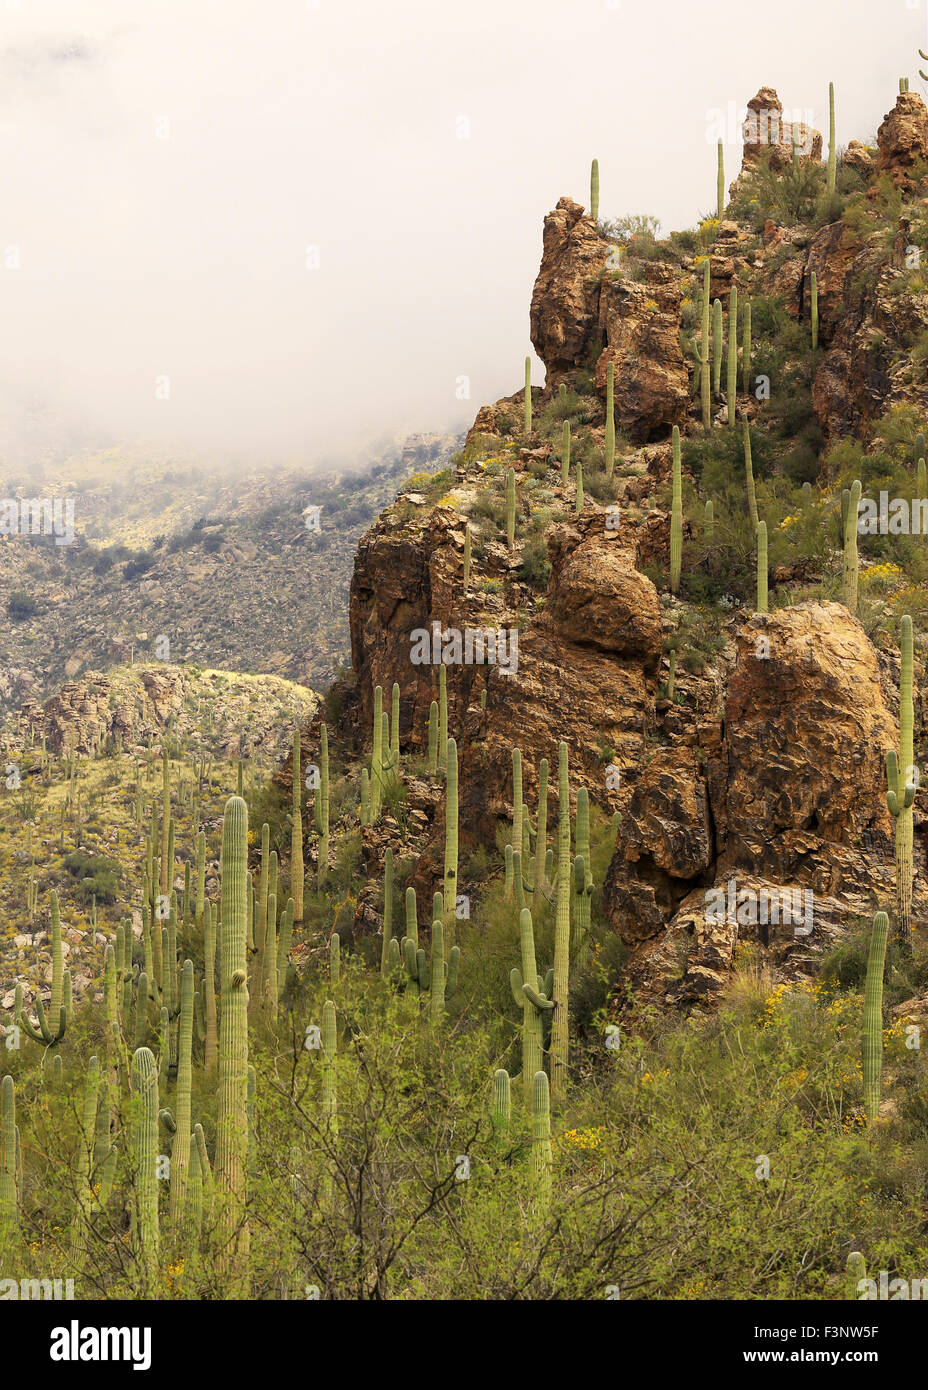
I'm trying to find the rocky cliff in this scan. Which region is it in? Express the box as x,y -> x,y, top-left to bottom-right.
304,84 -> 928,1013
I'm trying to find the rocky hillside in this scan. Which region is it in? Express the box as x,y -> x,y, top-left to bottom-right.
0,432 -> 460,715
307,83 -> 928,1014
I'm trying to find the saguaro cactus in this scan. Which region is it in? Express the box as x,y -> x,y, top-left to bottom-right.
215,795 -> 250,1293
439,664 -> 449,774
699,261 -> 711,432
726,285 -> 738,421
380,847 -> 395,977
492,1069 -> 511,1131
530,1071 -> 552,1216
322,1000 -> 338,1134
862,912 -> 889,1122
371,685 -> 384,819
291,729 -> 304,924
510,907 -> 554,1107
590,157 -> 599,221
846,1251 -> 867,1300
562,419 -> 571,487
826,82 -> 836,197
0,1075 -> 17,1243
756,520 -> 768,614
550,741 -> 571,1104
168,959 -> 194,1224
604,359 -> 615,479
130,1046 -> 159,1290
575,460 -> 584,514
318,723 -> 329,887
670,424 -> 683,593
712,297 -> 723,399
843,479 -> 862,614
744,421 -> 759,529
524,357 -> 532,437
444,739 -> 459,945
506,467 -> 516,550
427,700 -> 439,775
886,615 -> 916,941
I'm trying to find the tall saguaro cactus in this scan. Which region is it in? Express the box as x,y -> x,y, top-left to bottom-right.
826,82 -> 836,197
726,285 -> 738,421
756,520 -> 768,614
443,738 -> 459,946
371,685 -> 384,819
0,1075 -> 17,1244
886,615 -> 916,942
530,1071 -> 552,1216
699,261 -> 711,432
130,1046 -> 159,1291
590,157 -> 599,221
561,419 -> 571,487
550,742 -> 571,1104
215,795 -> 251,1294
670,425 -> 683,594
510,908 -> 554,1107
604,359 -> 615,479
168,959 -> 194,1225
712,298 -> 723,399
291,729 -> 304,925
843,479 -> 862,614
318,723 -> 330,887
862,912 -> 890,1122
744,421 -> 759,529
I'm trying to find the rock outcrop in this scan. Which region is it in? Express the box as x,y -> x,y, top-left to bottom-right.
529,197 -> 607,372
875,91 -> 928,188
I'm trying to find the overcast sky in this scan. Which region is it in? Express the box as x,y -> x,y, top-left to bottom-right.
0,0 -> 924,469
